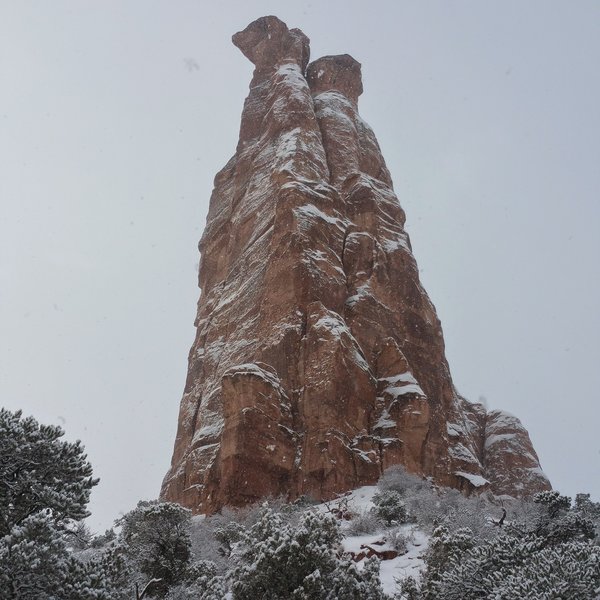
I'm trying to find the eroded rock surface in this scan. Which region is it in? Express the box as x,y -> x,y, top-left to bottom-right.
161,16 -> 550,513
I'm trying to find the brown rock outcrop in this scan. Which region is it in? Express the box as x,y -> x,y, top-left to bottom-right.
160,16 -> 550,513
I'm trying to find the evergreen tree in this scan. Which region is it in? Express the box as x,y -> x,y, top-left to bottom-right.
0,409 -> 123,599
0,408 -> 98,536
0,511 -> 69,599
371,490 -> 409,526
63,545 -> 131,600
230,506 -> 386,600
411,489 -> 600,600
118,500 -> 193,598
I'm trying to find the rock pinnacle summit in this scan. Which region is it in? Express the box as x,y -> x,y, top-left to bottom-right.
161,16 -> 550,513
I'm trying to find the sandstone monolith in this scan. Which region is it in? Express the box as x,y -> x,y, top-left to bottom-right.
161,16 -> 550,513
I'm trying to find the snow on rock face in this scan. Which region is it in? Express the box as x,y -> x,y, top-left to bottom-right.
455,471 -> 490,488
483,409 -> 550,496
160,16 -> 550,514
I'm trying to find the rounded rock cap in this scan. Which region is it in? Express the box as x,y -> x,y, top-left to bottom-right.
307,54 -> 363,103
232,16 -> 310,72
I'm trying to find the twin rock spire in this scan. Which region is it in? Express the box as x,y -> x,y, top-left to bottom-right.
161,16 -> 549,513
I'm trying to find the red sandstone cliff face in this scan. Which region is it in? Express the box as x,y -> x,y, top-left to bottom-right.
160,16 -> 550,513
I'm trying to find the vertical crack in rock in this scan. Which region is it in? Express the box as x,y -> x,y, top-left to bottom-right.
161,16 -> 550,514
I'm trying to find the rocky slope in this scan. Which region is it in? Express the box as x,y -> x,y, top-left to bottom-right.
161,16 -> 550,513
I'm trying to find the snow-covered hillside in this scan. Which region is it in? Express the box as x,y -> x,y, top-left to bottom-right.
317,486 -> 429,595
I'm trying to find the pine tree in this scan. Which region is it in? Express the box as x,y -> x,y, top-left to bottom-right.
0,408 -> 98,536
63,545 -> 131,600
0,511 -> 69,599
230,506 -> 386,600
118,500 -> 193,598
371,490 -> 409,526
414,490 -> 600,600
0,409 -> 115,599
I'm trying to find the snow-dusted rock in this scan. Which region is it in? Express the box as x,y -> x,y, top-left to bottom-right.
161,16 -> 549,513
483,409 -> 550,496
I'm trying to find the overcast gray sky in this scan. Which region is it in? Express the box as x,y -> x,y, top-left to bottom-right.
1,1 -> 599,532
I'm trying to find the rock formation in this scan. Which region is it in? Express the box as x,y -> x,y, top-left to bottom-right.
161,16 -> 550,513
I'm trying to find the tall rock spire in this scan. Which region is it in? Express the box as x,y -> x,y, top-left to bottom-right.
161,16 -> 550,513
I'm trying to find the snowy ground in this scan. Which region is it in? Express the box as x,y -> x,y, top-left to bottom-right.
317,486 -> 429,595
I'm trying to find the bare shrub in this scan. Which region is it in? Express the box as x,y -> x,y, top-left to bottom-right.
378,465 -> 431,496
502,496 -> 545,530
402,484 -> 498,540
188,496 -> 307,572
347,510 -> 382,536
437,490 -> 495,540
403,486 -> 444,532
386,526 -> 412,554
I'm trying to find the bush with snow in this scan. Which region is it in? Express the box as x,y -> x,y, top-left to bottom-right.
5,407 -> 599,599
230,505 -> 387,599
117,500 -> 194,598
378,465 -> 430,496
0,511 -> 72,598
164,560 -> 225,600
347,509 -> 382,535
403,490 -> 600,600
386,526 -> 411,554
575,492 -> 600,520
372,490 -> 409,526
399,483 -> 496,540
0,408 -> 130,599
0,408 -> 98,536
